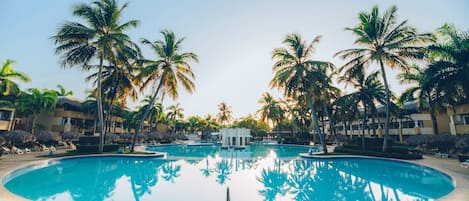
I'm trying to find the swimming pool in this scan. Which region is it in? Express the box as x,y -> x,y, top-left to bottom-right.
3,144 -> 454,201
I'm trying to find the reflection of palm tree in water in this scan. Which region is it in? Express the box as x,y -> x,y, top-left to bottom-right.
200,158 -> 213,177
162,161 -> 181,183
287,160 -> 314,201
128,159 -> 163,201
257,160 -> 289,201
215,159 -> 232,185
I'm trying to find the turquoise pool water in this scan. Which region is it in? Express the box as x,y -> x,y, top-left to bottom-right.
3,145 -> 454,201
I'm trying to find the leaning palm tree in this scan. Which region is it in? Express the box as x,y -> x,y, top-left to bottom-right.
131,30 -> 198,151
335,5 -> 434,151
53,0 -> 139,152
0,59 -> 30,96
270,33 -> 334,153
216,102 -> 233,125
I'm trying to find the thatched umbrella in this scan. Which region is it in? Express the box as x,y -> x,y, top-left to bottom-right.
4,130 -> 36,144
35,130 -> 61,143
60,131 -> 81,141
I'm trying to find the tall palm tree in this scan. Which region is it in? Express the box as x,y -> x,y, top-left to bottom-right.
130,30 -> 198,152
55,84 -> 73,96
427,24 -> 469,104
53,0 -> 140,152
24,88 -> 58,134
340,66 -> 386,150
335,5 -> 433,151
398,64 -> 442,135
0,59 -> 30,96
270,34 -> 334,153
216,102 -> 233,125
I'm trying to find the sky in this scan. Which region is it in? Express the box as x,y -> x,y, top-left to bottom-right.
1,0 -> 468,119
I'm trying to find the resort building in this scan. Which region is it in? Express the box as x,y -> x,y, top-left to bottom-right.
448,104 -> 469,134
15,97 -> 125,135
328,101 -> 457,140
0,107 -> 15,131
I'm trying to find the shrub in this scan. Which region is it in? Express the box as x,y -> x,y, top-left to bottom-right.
76,144 -> 120,153
78,136 -> 100,145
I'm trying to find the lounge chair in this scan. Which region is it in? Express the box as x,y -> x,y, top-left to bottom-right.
41,145 -> 50,152
461,160 -> 469,168
25,148 -> 32,154
1,146 -> 10,155
12,146 -> 24,155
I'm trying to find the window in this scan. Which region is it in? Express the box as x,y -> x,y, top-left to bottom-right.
462,115 -> 469,125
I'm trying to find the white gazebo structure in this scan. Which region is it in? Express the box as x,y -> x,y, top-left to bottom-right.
220,128 -> 251,149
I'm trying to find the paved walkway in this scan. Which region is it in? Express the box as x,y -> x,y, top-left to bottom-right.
0,153 -> 468,201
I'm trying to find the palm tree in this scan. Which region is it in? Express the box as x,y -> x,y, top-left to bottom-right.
256,92 -> 284,137
53,0 -> 140,152
427,24 -> 469,104
166,103 -> 184,134
398,64 -> 442,135
24,88 -> 58,134
130,30 -> 198,152
339,65 -> 386,150
270,34 -> 334,153
138,96 -> 163,133
216,102 -> 233,125
335,5 -> 434,151
0,59 -> 30,96
55,84 -> 73,96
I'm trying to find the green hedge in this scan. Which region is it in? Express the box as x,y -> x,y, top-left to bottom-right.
335,147 -> 422,160
76,144 -> 120,153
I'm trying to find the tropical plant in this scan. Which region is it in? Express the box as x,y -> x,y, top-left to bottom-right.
23,88 -> 58,134
427,24 -> 469,104
130,30 -> 198,151
55,84 -> 73,96
216,102 -> 233,125
0,59 -> 30,96
256,92 -> 284,130
339,66 -> 386,150
398,64 -> 443,135
334,5 -> 433,151
270,34 -> 334,153
53,0 -> 140,152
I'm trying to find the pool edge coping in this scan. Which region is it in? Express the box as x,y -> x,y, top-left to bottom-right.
0,153 -> 464,201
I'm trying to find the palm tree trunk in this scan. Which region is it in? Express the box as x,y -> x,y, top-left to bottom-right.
428,99 -> 439,135
361,100 -> 367,151
344,120 -> 348,136
306,93 -> 327,153
97,56 -> 105,153
371,112 -> 377,136
131,75 -> 165,152
379,59 -> 391,152
323,104 -> 339,145
31,115 -> 37,134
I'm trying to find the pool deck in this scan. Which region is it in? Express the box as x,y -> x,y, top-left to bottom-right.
0,152 -> 468,201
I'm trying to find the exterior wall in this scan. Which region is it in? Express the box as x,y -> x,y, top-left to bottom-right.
447,104 -> 469,134
0,108 -> 15,131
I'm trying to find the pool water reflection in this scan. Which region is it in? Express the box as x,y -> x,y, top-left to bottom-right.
3,145 -> 454,201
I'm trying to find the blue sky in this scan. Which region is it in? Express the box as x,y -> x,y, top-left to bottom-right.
1,0 -> 468,118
